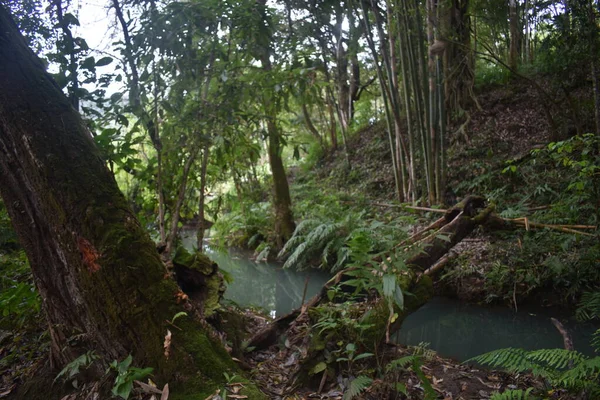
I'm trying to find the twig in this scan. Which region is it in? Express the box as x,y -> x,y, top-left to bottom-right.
300,276 -> 309,307
527,205 -> 551,212
318,370 -> 327,394
165,320 -> 182,331
513,280 -> 518,313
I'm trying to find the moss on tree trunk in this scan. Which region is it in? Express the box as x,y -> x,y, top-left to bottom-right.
0,8 -> 263,399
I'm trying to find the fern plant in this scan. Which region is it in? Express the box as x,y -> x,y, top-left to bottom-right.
469,347 -> 600,396
490,388 -> 536,400
386,347 -> 437,400
342,375 -> 372,400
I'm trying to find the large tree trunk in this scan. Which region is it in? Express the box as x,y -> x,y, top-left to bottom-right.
0,8 -> 248,398
256,0 -> 296,247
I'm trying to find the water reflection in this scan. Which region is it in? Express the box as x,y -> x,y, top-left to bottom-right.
179,230 -> 330,317
395,297 -> 599,362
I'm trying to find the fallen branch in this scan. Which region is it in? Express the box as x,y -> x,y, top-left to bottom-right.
423,254 -> 453,276
489,216 -> 596,236
366,201 -> 448,214
397,215 -> 449,248
247,267 -> 356,350
551,318 -> 574,352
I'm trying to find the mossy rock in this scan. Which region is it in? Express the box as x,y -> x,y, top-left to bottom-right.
172,247 -> 225,317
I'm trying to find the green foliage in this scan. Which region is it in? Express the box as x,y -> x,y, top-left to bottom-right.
576,292 -> 600,322
490,388 -> 536,400
385,344 -> 437,400
342,375 -> 372,400
279,205 -> 411,273
54,351 -> 98,388
0,201 -> 18,250
0,235 -> 39,329
108,355 -> 154,400
469,348 -> 600,395
212,201 -> 273,250
475,61 -> 511,88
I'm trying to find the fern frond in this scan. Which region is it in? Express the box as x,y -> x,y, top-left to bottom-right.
282,242 -> 307,269
343,375 -> 372,400
331,246 -> 351,273
576,291 -> 600,321
490,388 -> 536,400
559,356 -> 600,388
255,245 -> 271,262
467,348 -> 557,379
527,348 -> 588,370
304,223 -> 342,252
385,356 -> 417,372
277,219 -> 319,258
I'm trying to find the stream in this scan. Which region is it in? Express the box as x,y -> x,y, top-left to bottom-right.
181,230 -> 598,362
180,230 -> 330,318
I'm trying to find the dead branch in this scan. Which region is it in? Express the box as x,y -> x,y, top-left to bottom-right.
551,318 -> 574,352
489,216 -> 596,236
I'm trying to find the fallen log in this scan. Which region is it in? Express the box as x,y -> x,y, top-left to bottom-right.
407,195 -> 493,271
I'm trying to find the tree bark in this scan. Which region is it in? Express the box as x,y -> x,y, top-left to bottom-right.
256,0 -> 296,247
0,7 -> 243,397
165,147 -> 199,257
267,120 -> 296,246
197,143 -> 210,249
509,0 -> 519,71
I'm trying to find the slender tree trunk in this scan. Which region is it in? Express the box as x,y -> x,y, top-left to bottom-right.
112,0 -> 166,242
334,9 -> 350,133
359,0 -> 402,201
0,8 -> 238,395
197,143 -> 210,249
302,103 -> 324,147
267,120 -> 296,246
427,0 -> 438,204
509,0 -> 519,71
524,0 -> 530,63
327,96 -> 338,149
255,0 -> 296,247
589,0 -> 600,135
165,147 -> 199,256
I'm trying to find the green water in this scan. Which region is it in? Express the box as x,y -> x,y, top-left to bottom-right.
180,230 -> 598,362
180,230 -> 330,317
396,296 -> 599,362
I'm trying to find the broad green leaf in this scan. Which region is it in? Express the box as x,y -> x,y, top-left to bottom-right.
96,57 -> 113,67
382,274 -> 396,298
310,361 -> 327,375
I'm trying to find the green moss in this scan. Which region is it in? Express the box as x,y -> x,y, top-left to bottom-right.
172,247 -> 224,317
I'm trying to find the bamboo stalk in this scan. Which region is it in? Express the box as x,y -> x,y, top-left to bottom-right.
398,215 -> 448,247
423,253 -> 452,276
498,217 -> 595,236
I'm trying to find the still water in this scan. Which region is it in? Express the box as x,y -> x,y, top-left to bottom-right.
396,296 -> 599,361
180,230 -> 330,317
180,230 -> 598,362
